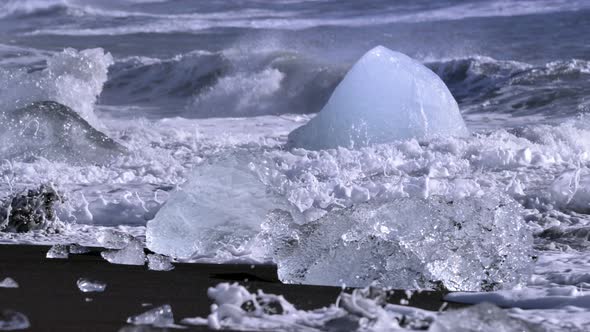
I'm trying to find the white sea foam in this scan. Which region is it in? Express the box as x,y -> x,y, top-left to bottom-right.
185,282 -> 590,331
0,48 -> 113,129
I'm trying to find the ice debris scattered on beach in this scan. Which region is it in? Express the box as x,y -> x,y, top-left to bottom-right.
77,278 -> 106,293
262,193 -> 533,291
97,229 -> 135,249
0,278 -> 18,288
101,238 -> 145,266
146,152 -> 301,259
287,46 -> 468,150
183,282 -> 548,332
126,305 -> 176,328
0,310 -> 30,331
147,254 -> 175,271
46,244 -> 69,259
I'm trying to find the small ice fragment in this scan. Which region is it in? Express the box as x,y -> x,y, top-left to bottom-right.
101,239 -> 146,266
77,278 -> 106,293
0,310 -> 30,331
0,278 -> 18,288
429,303 -> 534,332
69,244 -> 90,254
46,244 -> 69,259
147,254 -> 174,271
97,229 -> 134,249
126,305 -> 175,327
181,317 -> 208,326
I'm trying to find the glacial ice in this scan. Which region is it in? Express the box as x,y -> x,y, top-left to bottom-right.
261,194 -> 533,291
0,277 -> 18,288
46,244 -> 69,259
0,101 -> 125,164
126,305 -> 175,327
77,278 -> 107,293
146,152 -> 302,259
147,254 -> 175,271
101,238 -> 146,266
0,310 -> 30,331
287,46 -> 468,150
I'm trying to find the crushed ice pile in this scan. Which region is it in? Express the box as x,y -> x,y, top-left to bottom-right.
287,46 -> 469,150
77,278 -> 106,293
261,194 -> 532,290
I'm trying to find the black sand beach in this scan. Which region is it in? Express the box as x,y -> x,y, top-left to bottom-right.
0,244 -> 460,331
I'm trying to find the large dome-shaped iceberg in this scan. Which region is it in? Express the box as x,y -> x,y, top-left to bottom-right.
287,46 -> 469,150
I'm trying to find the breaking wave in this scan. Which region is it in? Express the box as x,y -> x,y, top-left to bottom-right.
102,50 -> 590,121
16,0 -> 590,35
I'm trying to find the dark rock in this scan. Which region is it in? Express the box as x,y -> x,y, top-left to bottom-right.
0,185 -> 63,233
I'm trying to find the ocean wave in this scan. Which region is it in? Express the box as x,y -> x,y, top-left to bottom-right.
427,56 -> 590,119
101,50 -> 590,120
0,0 -> 69,19
102,49 -> 344,117
20,0 -> 590,35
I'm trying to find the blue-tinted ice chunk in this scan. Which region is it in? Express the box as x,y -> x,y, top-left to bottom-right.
288,46 -> 468,150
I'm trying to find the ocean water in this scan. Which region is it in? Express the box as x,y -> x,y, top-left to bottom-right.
1,0 -> 590,330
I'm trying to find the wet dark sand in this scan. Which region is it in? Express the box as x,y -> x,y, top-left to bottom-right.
0,244 -> 463,331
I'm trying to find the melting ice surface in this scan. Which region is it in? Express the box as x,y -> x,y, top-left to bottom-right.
287,46 -> 469,150
146,152 -> 301,259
